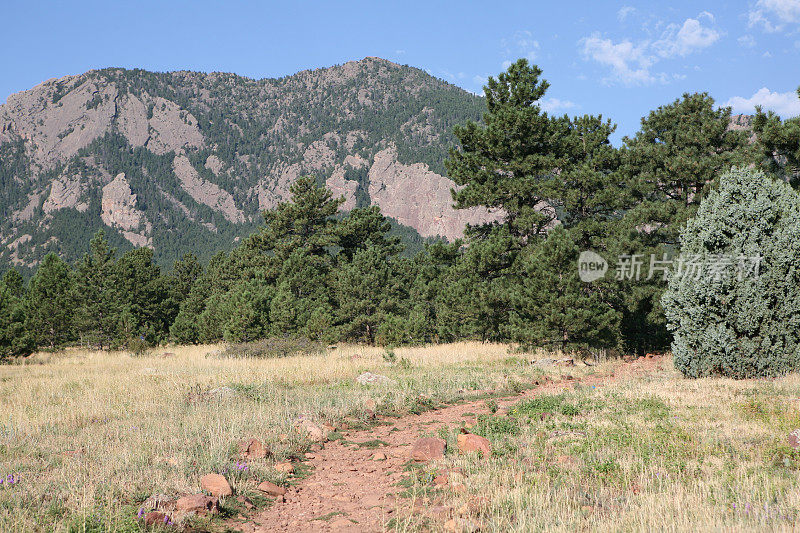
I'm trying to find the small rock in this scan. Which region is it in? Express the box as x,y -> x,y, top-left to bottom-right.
457,433 -> 492,457
560,374 -> 574,381
411,437 -> 446,462
364,398 -> 378,411
356,372 -> 395,385
239,438 -> 270,459
330,518 -> 352,528
175,494 -> 219,515
143,511 -> 171,526
275,462 -> 294,474
371,452 -> 387,461
236,495 -> 254,509
789,429 -> 800,449
433,474 -> 449,486
200,473 -> 232,497
257,481 -> 287,497
305,452 -> 317,459
295,416 -> 330,442
444,518 -> 458,532
451,482 -> 467,493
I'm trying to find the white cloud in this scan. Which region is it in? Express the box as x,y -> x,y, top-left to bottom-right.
617,6 -> 636,21
539,98 -> 578,113
653,17 -> 721,58
725,87 -> 800,117
581,34 -> 655,85
581,13 -> 720,86
501,30 -> 540,65
749,0 -> 800,32
738,34 -> 757,47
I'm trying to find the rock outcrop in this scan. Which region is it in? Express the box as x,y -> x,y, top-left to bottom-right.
100,173 -> 152,247
368,145 -> 502,240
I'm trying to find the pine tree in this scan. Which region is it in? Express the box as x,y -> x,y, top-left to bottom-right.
24,253 -> 75,349
617,93 -> 753,354
447,58 -> 567,241
334,245 -> 399,344
0,269 -> 32,358
114,247 -> 167,345
73,231 -> 119,348
752,86 -> 800,186
507,227 -> 620,352
621,92 -> 753,248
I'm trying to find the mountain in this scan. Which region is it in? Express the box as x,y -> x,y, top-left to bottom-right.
0,57 -> 498,271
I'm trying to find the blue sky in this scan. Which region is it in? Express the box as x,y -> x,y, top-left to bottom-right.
3,0 -> 799,143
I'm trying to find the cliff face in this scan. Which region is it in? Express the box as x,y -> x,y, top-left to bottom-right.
0,57 -> 492,268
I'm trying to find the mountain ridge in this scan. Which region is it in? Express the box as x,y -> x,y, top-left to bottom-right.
0,57 -> 498,271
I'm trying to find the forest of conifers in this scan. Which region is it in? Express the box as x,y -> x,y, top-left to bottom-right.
1,60 -> 798,359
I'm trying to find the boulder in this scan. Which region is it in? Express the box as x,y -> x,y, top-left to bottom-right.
457,433 -> 492,457
175,494 -> 219,515
411,437 -> 446,462
257,480 -> 287,497
200,473 -> 232,497
239,438 -> 270,459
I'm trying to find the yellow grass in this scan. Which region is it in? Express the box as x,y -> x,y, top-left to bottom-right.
1,344 -> 799,532
0,342 -> 535,531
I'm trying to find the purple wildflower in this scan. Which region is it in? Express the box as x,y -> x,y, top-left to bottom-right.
137,508 -> 145,518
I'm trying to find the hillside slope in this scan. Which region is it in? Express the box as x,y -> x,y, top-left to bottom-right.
0,57 -> 498,270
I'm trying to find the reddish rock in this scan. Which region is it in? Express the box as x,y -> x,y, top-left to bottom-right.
295,417 -> 330,442
371,452 -> 387,461
236,495 -> 255,509
433,473 -> 449,486
143,511 -> 171,527
257,480 -> 287,497
200,473 -> 232,497
411,437 -> 446,462
175,494 -> 219,515
239,438 -> 270,459
275,462 -> 294,474
457,433 -> 492,457
789,429 -> 800,449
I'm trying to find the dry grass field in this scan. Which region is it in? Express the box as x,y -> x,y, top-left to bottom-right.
0,343 -> 799,532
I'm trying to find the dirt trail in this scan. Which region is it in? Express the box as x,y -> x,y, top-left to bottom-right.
231,356 -> 664,532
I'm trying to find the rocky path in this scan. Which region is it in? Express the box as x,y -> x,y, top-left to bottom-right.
230,356 -> 664,532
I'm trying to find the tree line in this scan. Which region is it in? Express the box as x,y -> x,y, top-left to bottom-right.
1,59 -> 798,360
